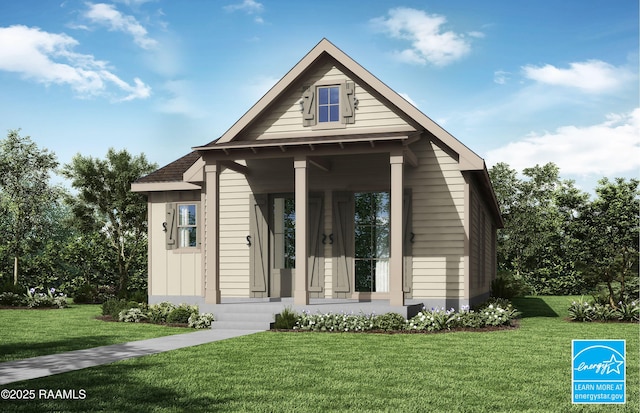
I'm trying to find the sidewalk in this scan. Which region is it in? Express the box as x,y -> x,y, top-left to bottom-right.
0,329 -> 263,385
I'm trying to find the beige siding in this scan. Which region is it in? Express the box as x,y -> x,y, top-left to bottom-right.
406,140 -> 466,300
218,163 -> 252,297
148,191 -> 202,297
468,181 -> 496,299
246,59 -> 412,140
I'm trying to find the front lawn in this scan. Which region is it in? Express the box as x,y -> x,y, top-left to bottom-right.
1,297 -> 637,412
0,305 -> 191,362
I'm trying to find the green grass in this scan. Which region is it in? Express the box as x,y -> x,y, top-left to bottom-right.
1,297 -> 638,412
0,305 -> 190,362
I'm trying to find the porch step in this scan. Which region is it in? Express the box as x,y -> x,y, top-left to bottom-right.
211,307 -> 277,331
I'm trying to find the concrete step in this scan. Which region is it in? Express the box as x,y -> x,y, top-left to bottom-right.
214,312 -> 275,323
211,320 -> 273,330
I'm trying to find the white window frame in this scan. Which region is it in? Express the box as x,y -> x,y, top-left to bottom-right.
176,203 -> 199,249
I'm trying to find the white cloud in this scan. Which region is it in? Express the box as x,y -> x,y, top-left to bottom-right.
486,109 -> 640,176
371,7 -> 474,66
399,92 -> 418,108
224,0 -> 265,23
156,79 -> 205,117
493,70 -> 510,85
84,3 -> 157,49
0,25 -> 150,101
522,60 -> 634,94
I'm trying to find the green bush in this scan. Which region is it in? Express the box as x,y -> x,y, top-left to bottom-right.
568,297 -> 639,322
102,299 -> 140,318
372,312 -> 406,331
188,313 -> 215,329
147,302 -> 176,323
0,292 -> 25,306
273,307 -> 299,329
119,308 -> 148,323
72,283 -> 98,304
296,311 -> 376,332
491,271 -> 529,299
167,306 -> 197,324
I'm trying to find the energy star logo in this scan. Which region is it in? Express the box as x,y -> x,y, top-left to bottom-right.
572,340 -> 625,404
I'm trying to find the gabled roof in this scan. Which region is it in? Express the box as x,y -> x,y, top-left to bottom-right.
198,38 -> 484,171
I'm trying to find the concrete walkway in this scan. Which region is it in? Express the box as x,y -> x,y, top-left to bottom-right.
0,329 -> 263,385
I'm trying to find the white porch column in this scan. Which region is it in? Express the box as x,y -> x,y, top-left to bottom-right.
204,163 -> 221,304
389,152 -> 405,306
294,156 -> 309,305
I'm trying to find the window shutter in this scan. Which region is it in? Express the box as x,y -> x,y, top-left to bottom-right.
302,86 -> 316,127
341,81 -> 356,124
165,203 -> 177,250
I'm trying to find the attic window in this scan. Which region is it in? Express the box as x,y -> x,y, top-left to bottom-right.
318,86 -> 340,123
302,81 -> 357,128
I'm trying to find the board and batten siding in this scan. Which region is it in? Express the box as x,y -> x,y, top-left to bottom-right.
405,139 -> 466,300
246,59 -> 412,140
218,163 -> 252,296
148,191 -> 202,297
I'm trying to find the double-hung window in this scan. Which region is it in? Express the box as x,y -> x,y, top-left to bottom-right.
177,204 -> 198,248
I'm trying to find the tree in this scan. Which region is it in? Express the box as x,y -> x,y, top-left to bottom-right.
62,149 -> 157,296
489,162 -> 590,294
0,130 -> 60,285
576,178 -> 639,307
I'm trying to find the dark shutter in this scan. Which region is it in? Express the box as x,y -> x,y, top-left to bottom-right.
302,86 -> 316,127
249,194 -> 269,296
165,203 -> 177,250
308,196 -> 324,292
341,81 -> 356,124
332,192 -> 353,296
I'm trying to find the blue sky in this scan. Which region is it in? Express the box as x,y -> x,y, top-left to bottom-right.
0,0 -> 638,193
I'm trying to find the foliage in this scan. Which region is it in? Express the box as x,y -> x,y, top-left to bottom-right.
119,308 -> 149,323
72,282 -> 99,304
188,313 -> 215,329
61,149 -> 157,297
0,292 -> 25,306
490,271 -> 530,299
568,297 -> 639,322
273,306 -> 299,329
407,301 -> 520,332
102,298 -> 141,319
371,312 -> 406,331
575,178 -> 639,307
166,306 -> 197,324
23,287 -> 68,309
147,302 -> 176,323
0,130 -> 61,285
295,311 -> 376,332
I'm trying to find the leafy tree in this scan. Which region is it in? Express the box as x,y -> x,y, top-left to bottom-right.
489,162 -> 590,294
62,149 -> 157,297
575,178 -> 639,307
0,130 -> 60,285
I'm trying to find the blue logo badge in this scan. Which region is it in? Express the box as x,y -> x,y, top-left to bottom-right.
572,340 -> 625,404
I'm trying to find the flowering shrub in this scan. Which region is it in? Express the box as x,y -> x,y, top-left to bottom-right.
188,313 -> 215,329
406,308 -> 456,331
372,312 -> 406,331
295,311 -> 376,332
407,302 -> 520,332
24,287 -> 68,309
119,308 -> 148,323
147,301 -> 177,323
568,298 -> 639,322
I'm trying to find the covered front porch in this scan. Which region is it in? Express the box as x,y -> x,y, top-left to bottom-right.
196,132 -> 420,308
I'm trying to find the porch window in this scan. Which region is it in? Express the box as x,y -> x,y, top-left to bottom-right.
177,203 -> 197,248
354,192 -> 390,292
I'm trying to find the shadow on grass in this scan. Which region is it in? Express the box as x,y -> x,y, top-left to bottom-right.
0,336 -> 121,363
2,360 -> 235,412
512,297 -> 559,318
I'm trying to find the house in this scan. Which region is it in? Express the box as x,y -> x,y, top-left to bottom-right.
132,39 -> 503,313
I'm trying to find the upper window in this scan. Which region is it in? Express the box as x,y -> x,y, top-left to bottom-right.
301,81 -> 356,128
177,204 -> 197,248
318,86 -> 340,123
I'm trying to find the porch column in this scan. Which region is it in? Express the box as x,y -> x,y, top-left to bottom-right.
204,163 -> 221,304
294,156 -> 309,305
389,152 -> 405,306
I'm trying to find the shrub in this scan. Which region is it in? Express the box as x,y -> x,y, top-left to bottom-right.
167,305 -> 198,324
188,313 -> 215,329
147,302 -> 176,323
127,290 -> 148,304
274,307 -> 299,329
102,299 -> 140,318
406,308 -> 456,331
72,283 -> 98,304
491,272 -> 529,299
24,287 -> 68,309
0,292 -> 25,306
119,308 -> 148,323
372,312 -> 406,331
295,311 -> 375,332
568,299 -> 596,322
618,300 -> 639,322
